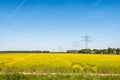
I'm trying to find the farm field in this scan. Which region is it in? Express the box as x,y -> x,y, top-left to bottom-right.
0,53 -> 120,80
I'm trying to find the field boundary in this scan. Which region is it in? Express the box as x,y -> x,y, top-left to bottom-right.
0,72 -> 120,76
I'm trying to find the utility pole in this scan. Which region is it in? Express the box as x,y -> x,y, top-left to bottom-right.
73,41 -> 80,50
83,35 -> 90,49
58,46 -> 62,52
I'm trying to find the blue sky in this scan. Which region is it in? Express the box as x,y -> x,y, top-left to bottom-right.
0,0 -> 120,51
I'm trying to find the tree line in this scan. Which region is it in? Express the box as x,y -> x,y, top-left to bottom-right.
0,47 -> 120,54
67,47 -> 120,54
0,51 -> 50,53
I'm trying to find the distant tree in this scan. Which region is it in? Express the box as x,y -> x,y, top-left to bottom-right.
67,50 -> 78,53
93,49 -> 101,54
108,47 -> 110,54
102,49 -> 106,54
112,48 -> 116,54
116,48 -> 120,54
78,49 -> 91,53
42,51 -> 50,53
108,47 -> 113,54
93,49 -> 97,54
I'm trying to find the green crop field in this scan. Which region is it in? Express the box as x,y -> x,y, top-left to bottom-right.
0,53 -> 120,80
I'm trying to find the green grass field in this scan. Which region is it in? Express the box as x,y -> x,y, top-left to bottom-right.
0,53 -> 120,80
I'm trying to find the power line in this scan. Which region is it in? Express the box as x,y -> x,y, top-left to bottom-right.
83,35 -> 91,49
72,41 -> 80,50
58,46 -> 62,52
91,41 -> 120,49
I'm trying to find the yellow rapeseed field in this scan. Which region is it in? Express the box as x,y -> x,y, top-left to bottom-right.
0,53 -> 120,73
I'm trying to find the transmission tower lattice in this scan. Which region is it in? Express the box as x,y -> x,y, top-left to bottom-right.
83,35 -> 91,49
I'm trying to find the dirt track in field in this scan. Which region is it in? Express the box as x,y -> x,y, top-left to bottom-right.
0,72 -> 120,76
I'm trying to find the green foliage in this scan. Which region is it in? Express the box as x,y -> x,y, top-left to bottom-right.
0,74 -> 120,80
78,49 -> 91,53
0,51 -> 50,53
67,47 -> 120,54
